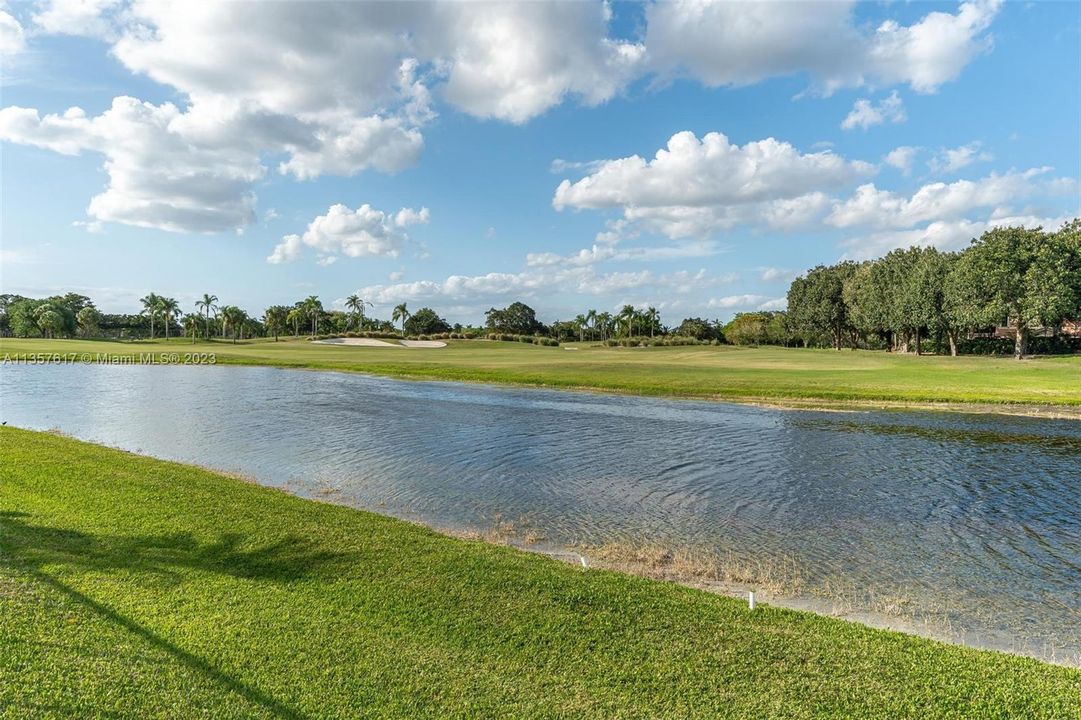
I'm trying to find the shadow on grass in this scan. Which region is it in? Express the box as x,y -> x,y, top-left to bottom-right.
0,511 -> 348,583
0,511 -> 352,719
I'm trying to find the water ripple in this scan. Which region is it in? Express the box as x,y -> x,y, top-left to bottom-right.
2,364 -> 1080,661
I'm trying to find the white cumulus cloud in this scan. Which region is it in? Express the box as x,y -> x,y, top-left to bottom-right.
841,91 -> 906,130
0,99 -> 262,233
553,131 -> 873,238
884,146 -> 920,175
826,168 -> 1070,230
0,9 -> 24,54
708,294 -> 770,309
928,141 -> 993,174
840,213 -> 1075,259
645,0 -> 1000,94
760,267 -> 796,282
32,0 -> 122,38
267,203 -> 430,265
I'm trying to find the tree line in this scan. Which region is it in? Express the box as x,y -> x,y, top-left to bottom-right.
0,290 -> 752,347
3,222 -> 1076,357
786,222 -> 1081,359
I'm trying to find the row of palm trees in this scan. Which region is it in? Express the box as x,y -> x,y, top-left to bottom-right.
139,291 -> 661,344
571,305 -> 662,341
190,294 -> 376,342
142,292 -> 259,344
139,293 -> 182,340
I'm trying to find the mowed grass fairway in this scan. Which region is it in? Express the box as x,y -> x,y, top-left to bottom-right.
1,427 -> 1079,718
3,336 -> 1081,408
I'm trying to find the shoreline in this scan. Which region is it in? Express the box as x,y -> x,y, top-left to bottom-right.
4,338 -> 1079,419
7,426 -> 1078,716
421,518 -> 1080,669
267,361 -> 1081,421
22,425 -> 1080,669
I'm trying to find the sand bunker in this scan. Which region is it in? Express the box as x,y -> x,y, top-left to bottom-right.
313,338 -> 400,347
312,337 -> 447,348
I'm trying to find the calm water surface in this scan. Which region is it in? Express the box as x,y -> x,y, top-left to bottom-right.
3,364 -> 1079,662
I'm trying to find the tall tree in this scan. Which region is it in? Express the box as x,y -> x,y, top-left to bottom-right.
287,307 -> 303,337
159,297 -> 180,341
345,294 -> 372,331
618,305 -> 636,338
195,294 -> 218,340
573,314 -> 587,342
34,304 -> 64,338
596,312 -> 612,340
392,303 -> 410,335
76,306 -> 101,338
403,307 -> 450,336
302,296 -> 323,336
947,225 -> 1078,358
263,305 -> 290,342
907,248 -> 958,356
646,306 -> 660,338
788,263 -> 855,350
219,306 -> 246,344
485,302 -> 545,335
140,293 -> 161,340
183,314 -> 201,343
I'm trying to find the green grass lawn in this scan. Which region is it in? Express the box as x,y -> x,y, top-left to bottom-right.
3,336 -> 1080,408
1,427 -> 1079,718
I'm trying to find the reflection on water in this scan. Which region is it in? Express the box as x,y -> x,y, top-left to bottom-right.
2,364 -> 1080,662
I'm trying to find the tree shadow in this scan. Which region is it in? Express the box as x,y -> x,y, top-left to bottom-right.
0,510 -> 358,719
0,510 -> 349,585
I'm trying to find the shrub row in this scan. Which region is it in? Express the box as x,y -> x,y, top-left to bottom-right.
406,332 -> 471,340
602,336 -> 718,347
485,333 -> 559,346
344,331 -> 402,339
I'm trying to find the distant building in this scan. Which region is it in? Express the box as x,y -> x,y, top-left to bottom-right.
969,319 -> 1081,339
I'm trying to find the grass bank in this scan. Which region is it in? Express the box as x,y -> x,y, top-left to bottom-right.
3,337 -> 1080,413
1,427 -> 1079,718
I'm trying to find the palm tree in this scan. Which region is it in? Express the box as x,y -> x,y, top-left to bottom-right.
219,305 -> 246,344
597,311 -> 612,340
618,305 -> 636,338
219,305 -> 233,341
263,305 -> 290,342
647,306 -> 659,338
574,314 -> 587,342
195,294 -> 218,340
586,309 -> 598,341
140,293 -> 161,340
287,307 -> 302,337
159,297 -> 180,340
345,294 -> 372,331
183,314 -> 201,344
302,295 -> 322,336
392,303 -> 410,335
345,294 -> 360,330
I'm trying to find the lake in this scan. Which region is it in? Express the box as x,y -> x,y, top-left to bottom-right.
3,364 -> 1079,664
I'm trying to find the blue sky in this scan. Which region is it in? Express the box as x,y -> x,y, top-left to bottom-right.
1,0 -> 1078,325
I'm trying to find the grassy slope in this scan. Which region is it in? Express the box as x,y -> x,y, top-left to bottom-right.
3,336 -> 1081,407
1,427 -> 1078,719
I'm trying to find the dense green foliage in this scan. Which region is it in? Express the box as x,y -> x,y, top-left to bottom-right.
787,222 -> 1081,357
4,224 -> 1077,358
2,427 -> 1078,718
721,311 -> 793,346
672,316 -> 722,341
485,301 -> 546,335
403,306 -> 451,335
